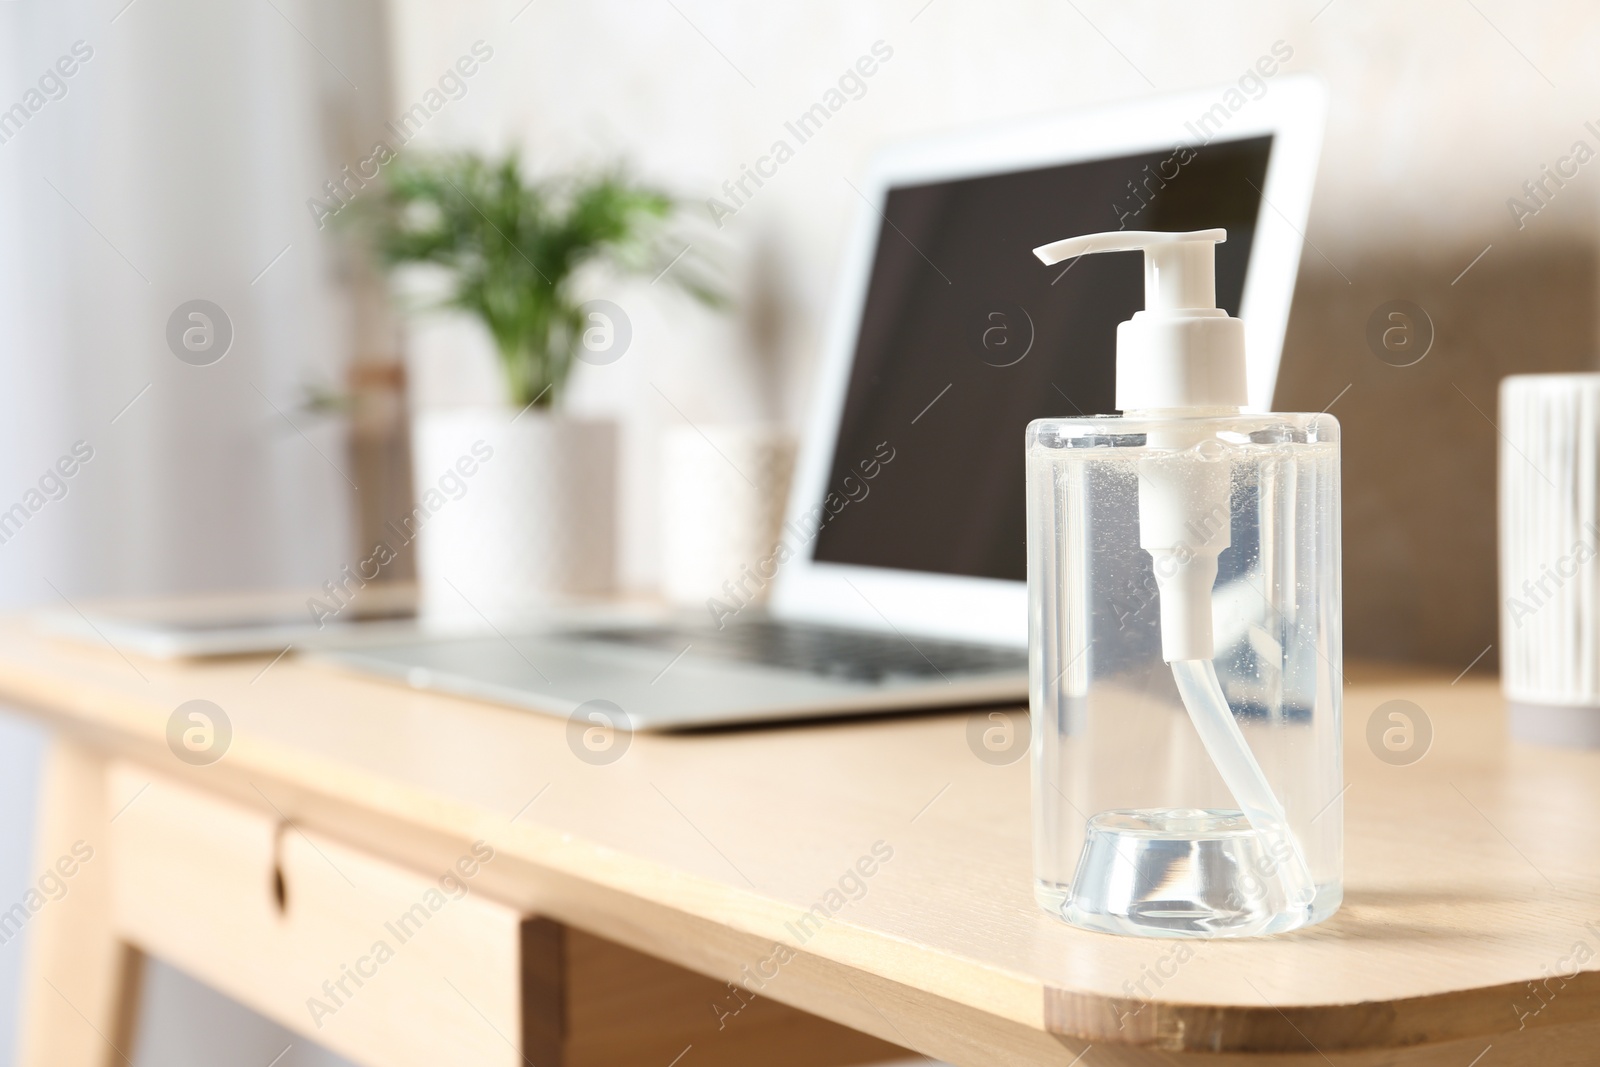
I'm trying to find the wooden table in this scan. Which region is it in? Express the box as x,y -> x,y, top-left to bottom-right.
3,623 -> 1598,1067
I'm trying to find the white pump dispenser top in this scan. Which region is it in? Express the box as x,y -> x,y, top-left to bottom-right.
1033,229 -> 1246,413
1033,228 -> 1244,662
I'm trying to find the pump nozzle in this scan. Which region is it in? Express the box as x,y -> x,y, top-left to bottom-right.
1032,228 -> 1244,413
1034,228 -> 1225,313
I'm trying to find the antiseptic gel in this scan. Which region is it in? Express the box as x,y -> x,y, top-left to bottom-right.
1026,230 -> 1342,937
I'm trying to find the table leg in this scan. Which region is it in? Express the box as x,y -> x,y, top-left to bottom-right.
15,736 -> 144,1067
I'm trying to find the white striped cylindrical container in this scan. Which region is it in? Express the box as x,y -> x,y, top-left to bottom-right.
1499,373 -> 1600,746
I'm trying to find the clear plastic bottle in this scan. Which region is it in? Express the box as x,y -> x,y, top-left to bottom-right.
1024,229 -> 1342,938
1027,412 -> 1342,937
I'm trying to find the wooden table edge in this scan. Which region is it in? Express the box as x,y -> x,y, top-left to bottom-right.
1045,976 -> 1600,1052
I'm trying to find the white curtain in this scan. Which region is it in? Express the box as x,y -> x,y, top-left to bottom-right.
0,0 -> 371,601
0,0 -> 388,1061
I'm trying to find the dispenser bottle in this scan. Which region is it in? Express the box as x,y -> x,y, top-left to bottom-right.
1026,230 -> 1342,937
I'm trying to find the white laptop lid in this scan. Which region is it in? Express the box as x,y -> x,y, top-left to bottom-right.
770,78 -> 1327,648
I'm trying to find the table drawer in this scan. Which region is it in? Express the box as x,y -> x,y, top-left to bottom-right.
105,763 -> 527,1067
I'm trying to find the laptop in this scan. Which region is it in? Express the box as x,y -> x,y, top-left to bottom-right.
319,79 -> 1327,729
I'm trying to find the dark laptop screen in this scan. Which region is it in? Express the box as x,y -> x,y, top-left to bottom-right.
810,135 -> 1273,582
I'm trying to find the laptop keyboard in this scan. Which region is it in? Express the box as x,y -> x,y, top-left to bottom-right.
578,619 -> 1027,683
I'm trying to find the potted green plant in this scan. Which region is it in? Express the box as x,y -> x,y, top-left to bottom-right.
360,152 -> 717,618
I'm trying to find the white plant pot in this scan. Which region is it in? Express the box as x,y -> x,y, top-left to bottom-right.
659,424 -> 796,610
409,408 -> 615,624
